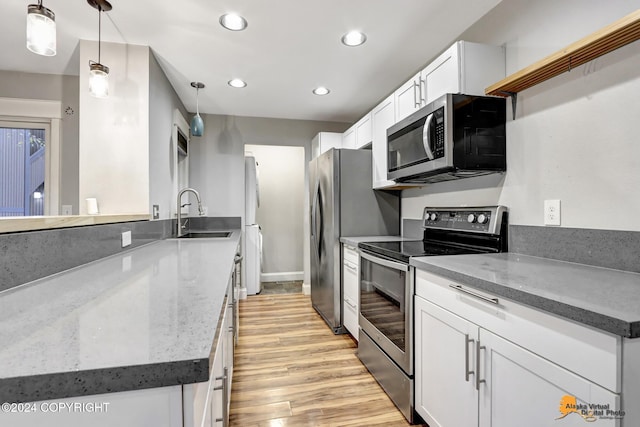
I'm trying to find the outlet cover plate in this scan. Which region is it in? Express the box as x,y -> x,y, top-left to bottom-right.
122,230 -> 132,247
544,199 -> 561,226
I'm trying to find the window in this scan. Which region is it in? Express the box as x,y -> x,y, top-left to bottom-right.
0,122 -> 50,216
0,97 -> 61,217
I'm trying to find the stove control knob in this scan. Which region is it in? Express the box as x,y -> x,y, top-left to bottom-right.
467,213 -> 477,223
477,214 -> 488,224
430,212 -> 439,221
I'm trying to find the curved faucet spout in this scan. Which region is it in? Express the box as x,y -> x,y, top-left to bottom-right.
177,187 -> 205,237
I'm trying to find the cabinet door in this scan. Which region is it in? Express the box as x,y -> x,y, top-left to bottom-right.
423,42 -> 460,105
394,73 -> 420,122
342,126 -> 356,149
371,95 -> 396,188
415,295 -> 479,427
355,114 -> 372,148
479,330 -> 620,427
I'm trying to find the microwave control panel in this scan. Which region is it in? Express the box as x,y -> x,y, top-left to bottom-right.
430,107 -> 445,159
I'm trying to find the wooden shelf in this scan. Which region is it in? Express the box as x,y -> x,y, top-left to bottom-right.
486,9 -> 640,100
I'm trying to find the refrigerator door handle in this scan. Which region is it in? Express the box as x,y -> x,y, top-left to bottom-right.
316,186 -> 324,258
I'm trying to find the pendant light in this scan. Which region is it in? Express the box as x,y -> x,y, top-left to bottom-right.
190,82 -> 205,137
26,0 -> 56,56
87,0 -> 112,98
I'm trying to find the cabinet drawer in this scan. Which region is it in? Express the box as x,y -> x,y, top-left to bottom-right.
415,269 -> 621,392
343,245 -> 359,265
343,296 -> 359,341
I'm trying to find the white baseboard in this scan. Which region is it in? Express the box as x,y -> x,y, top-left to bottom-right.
261,271 -> 304,283
302,283 -> 311,295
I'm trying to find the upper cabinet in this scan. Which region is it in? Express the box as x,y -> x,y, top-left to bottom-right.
312,132 -> 342,159
342,113 -> 372,150
395,41 -> 506,122
371,95 -> 396,189
342,125 -> 356,149
354,113 -> 372,149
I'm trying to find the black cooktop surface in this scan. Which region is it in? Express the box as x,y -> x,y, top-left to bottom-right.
359,240 -> 491,263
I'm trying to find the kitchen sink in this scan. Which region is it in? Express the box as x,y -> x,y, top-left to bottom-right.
178,231 -> 232,239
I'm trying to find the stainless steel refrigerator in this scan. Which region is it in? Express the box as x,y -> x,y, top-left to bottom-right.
309,148 -> 400,333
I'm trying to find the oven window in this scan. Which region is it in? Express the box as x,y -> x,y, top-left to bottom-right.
360,256 -> 407,352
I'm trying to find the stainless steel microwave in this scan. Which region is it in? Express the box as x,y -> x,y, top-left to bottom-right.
387,93 -> 506,183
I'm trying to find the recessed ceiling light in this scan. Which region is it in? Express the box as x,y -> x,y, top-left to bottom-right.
220,13 -> 247,31
341,31 -> 367,47
228,78 -> 247,88
313,87 -> 330,96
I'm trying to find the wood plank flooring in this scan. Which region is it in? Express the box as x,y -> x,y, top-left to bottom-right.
230,293 -> 421,427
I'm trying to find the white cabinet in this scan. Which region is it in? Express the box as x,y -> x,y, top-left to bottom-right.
394,41 -> 505,122
354,113 -> 372,149
311,132 -> 342,158
342,126 -> 356,149
415,269 -> 624,427
342,113 -> 372,151
371,95 -> 396,189
394,72 -> 422,123
342,244 -> 359,341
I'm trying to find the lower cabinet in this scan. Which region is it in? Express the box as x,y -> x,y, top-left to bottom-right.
415,269 -> 623,427
342,244 -> 359,341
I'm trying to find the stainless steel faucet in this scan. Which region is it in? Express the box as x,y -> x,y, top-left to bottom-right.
177,188 -> 205,237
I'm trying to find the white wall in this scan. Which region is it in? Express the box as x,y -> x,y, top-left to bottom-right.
78,41 -> 150,215
401,0 -> 640,231
148,52 -> 189,220
245,144 -> 305,279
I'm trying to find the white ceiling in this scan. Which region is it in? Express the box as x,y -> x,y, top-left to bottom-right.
1,0 -> 502,123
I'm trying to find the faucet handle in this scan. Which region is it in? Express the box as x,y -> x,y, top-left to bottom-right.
181,203 -> 191,208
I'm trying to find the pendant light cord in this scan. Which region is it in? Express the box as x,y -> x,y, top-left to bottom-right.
98,6 -> 102,64
196,87 -> 200,115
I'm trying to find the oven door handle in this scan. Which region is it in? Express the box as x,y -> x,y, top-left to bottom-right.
360,251 -> 410,272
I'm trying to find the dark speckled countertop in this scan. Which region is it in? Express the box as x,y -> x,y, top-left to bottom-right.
0,231 -> 240,403
411,253 -> 640,338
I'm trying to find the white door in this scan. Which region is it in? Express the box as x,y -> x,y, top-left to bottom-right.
394,73 -> 420,122
478,330 -> 620,427
423,42 -> 461,104
415,295 -> 479,427
371,95 -> 395,188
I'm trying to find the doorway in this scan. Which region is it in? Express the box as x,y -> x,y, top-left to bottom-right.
244,144 -> 305,285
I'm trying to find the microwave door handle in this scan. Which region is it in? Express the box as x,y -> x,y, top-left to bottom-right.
422,113 -> 435,160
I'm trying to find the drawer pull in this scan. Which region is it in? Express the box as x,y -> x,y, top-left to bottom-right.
449,284 -> 499,305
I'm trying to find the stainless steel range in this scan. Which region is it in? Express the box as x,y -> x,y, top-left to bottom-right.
357,206 -> 508,424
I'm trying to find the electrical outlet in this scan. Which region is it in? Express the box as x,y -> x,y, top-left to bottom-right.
122,230 -> 132,247
544,199 -> 561,226
152,204 -> 160,220
61,205 -> 73,215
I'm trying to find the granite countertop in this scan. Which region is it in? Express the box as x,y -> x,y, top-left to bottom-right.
410,253 -> 640,338
0,230 -> 241,403
340,235 -> 410,247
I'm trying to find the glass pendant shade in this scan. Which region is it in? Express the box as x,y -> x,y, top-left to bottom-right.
26,3 -> 56,56
89,62 -> 109,98
190,114 -> 204,137
190,82 -> 205,136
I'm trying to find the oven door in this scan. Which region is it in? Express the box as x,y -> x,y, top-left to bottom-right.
359,250 -> 413,375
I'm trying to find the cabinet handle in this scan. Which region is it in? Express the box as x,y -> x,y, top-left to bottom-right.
215,367 -> 229,426
345,297 -> 357,309
419,77 -> 426,105
413,80 -> 421,108
449,284 -> 499,305
476,343 -> 486,391
465,334 -> 475,382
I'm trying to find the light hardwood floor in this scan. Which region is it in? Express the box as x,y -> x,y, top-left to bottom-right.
230,293 -> 423,427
